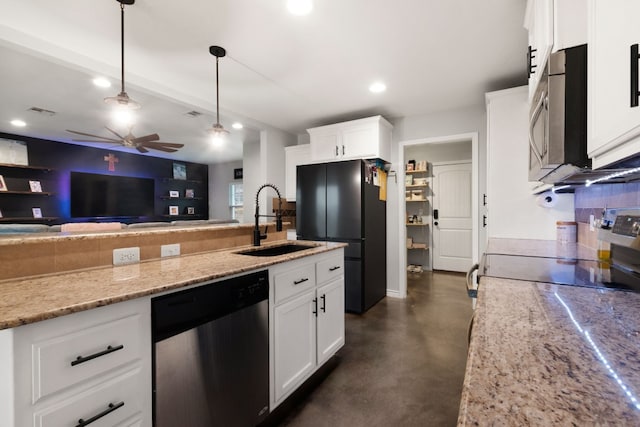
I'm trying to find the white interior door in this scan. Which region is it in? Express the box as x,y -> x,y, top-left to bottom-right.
432,162 -> 472,272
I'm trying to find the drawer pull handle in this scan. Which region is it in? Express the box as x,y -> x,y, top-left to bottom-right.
293,277 -> 309,285
76,401 -> 124,427
329,266 -> 341,271
321,294 -> 326,312
71,344 -> 124,367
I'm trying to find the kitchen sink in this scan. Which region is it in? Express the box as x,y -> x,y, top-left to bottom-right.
235,244 -> 315,257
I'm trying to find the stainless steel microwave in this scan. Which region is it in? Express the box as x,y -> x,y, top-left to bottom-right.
528,44 -> 590,183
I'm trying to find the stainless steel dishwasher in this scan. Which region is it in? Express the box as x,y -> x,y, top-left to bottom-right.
152,270 -> 269,427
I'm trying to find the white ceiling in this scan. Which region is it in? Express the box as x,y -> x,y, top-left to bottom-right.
0,0 -> 528,164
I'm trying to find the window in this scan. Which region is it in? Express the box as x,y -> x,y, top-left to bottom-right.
229,183 -> 243,220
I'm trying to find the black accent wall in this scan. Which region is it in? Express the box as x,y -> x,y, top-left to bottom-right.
0,132 -> 208,224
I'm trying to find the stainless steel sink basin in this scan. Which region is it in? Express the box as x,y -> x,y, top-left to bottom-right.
235,244 -> 315,257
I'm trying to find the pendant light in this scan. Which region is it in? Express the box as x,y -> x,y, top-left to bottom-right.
104,0 -> 140,111
208,45 -> 229,144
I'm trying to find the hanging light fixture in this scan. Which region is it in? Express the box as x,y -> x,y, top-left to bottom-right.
104,0 -> 140,112
208,45 -> 229,145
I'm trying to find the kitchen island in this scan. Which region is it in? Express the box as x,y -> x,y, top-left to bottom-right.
0,237 -> 346,426
458,239 -> 640,425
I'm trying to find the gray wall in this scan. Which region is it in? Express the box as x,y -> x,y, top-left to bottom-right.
208,160 -> 243,220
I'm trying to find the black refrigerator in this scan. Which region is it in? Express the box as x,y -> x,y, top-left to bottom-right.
296,159 -> 386,314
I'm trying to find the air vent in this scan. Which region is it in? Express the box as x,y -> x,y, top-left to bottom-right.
28,107 -> 57,116
184,110 -> 203,118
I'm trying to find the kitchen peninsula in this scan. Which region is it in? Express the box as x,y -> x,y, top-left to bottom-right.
0,224 -> 346,426
458,239 -> 640,425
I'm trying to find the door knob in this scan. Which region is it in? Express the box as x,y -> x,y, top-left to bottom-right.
434,221 -> 438,226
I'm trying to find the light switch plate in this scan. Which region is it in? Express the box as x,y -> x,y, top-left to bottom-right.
589,214 -> 595,232
161,243 -> 181,257
113,247 -> 140,265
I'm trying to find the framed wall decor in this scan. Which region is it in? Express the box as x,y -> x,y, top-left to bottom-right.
169,205 -> 179,216
29,180 -> 42,192
187,207 -> 195,215
173,162 -> 187,180
185,189 -> 195,198
234,168 -> 243,179
32,207 -> 42,218
169,190 -> 180,198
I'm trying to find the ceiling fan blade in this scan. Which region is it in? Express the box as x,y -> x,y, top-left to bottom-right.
136,145 -> 149,153
104,126 -> 126,141
141,143 -> 179,153
145,141 -> 185,148
66,129 -> 121,143
131,133 -> 160,144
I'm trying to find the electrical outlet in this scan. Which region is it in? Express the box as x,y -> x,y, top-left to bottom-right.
161,243 -> 181,258
113,247 -> 140,265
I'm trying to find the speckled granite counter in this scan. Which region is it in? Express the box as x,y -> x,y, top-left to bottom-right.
0,240 -> 346,330
458,277 -> 640,425
458,238 -> 640,425
486,237 -> 597,260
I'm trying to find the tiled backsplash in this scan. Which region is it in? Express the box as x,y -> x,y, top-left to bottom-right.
574,182 -> 640,247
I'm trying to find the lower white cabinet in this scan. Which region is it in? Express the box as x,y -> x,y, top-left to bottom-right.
270,249 -> 345,409
0,297 -> 151,427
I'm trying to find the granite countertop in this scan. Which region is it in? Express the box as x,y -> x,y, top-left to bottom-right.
458,277 -> 640,425
458,238 -> 640,425
0,240 -> 346,330
485,237 -> 598,260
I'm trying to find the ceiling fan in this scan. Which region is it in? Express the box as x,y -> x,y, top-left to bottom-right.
66,127 -> 185,153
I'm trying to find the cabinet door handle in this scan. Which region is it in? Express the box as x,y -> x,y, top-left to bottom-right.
329,266 -> 341,271
321,294 -> 326,312
71,344 -> 124,367
313,297 -> 318,316
483,194 -> 487,206
631,44 -> 640,107
342,145 -> 345,156
335,146 -> 339,156
76,401 -> 124,427
483,215 -> 487,228
293,277 -> 309,285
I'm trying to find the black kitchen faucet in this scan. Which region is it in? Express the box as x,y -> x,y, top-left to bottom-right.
253,183 -> 283,246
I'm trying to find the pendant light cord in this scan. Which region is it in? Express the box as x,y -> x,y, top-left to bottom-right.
216,56 -> 220,125
120,2 -> 126,95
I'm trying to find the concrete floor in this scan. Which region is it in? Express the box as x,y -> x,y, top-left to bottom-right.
269,271 -> 474,427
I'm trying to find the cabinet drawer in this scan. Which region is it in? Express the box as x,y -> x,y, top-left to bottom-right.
274,263 -> 316,304
33,314 -> 142,403
316,255 -> 345,285
33,368 -> 143,427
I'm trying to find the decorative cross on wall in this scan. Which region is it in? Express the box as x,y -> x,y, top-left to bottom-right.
104,153 -> 119,172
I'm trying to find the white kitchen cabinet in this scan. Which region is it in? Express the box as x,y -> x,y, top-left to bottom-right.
525,0 -> 554,99
0,297 -> 151,427
284,144 -> 311,201
316,278 -> 345,366
270,249 -> 345,409
308,115 -> 392,163
587,0 -> 640,168
553,0 -> 587,52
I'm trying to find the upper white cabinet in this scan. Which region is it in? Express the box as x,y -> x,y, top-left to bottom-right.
553,0 -> 587,51
587,0 -> 640,168
284,144 -> 311,201
308,115 -> 393,162
525,0 -> 554,99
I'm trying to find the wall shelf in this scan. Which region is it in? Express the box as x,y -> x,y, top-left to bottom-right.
405,184 -> 428,188
0,217 -> 58,222
405,169 -> 428,174
159,196 -> 203,201
405,198 -> 428,202
0,163 -> 54,172
406,223 -> 428,226
0,191 -> 54,196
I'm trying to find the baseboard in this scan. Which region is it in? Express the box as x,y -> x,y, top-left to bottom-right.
386,289 -> 403,299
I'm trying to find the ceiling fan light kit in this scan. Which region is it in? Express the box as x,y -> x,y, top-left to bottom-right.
104,0 -> 140,111
208,45 -> 229,144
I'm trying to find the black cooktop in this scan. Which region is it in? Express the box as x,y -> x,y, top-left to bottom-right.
480,253 -> 640,292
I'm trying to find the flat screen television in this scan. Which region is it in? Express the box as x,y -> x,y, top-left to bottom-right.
70,171 -> 155,218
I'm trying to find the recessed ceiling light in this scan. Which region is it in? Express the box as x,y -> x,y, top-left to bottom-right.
232,122 -> 244,130
369,82 -> 387,93
93,77 -> 111,88
10,119 -> 26,127
287,0 -> 313,15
